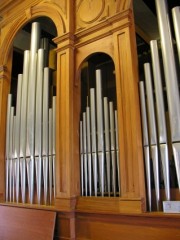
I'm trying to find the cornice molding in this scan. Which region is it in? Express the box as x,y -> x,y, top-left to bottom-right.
75,9 -> 131,47
0,0 -> 40,28
0,0 -> 17,13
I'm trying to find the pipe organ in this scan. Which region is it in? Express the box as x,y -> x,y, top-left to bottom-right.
1,0 -> 180,238
80,69 -> 120,197
139,0 -> 180,211
5,22 -> 56,205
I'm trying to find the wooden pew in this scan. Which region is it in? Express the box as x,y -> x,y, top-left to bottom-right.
0,205 -> 56,240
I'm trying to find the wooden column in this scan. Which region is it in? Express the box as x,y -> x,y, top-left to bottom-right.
113,9 -> 145,199
0,57 -> 12,200
54,1 -> 79,211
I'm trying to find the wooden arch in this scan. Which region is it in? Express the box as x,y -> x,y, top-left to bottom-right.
0,1 -> 66,66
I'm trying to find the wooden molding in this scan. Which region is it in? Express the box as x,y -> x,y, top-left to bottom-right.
75,9 -> 131,48
76,197 -> 145,214
76,0 -> 131,31
0,205 -> 56,240
76,211 -> 180,240
55,197 -> 77,212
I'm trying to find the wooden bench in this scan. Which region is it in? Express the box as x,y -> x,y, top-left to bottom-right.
0,205 -> 56,240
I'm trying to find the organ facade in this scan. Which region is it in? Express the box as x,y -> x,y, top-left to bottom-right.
0,0 -> 179,239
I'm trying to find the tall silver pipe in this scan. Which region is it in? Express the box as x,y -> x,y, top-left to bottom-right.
139,81 -> 152,211
96,69 -> 105,196
49,108 -> 53,204
43,67 -> 50,205
12,115 -> 16,202
115,110 -> 120,195
90,88 -> 98,196
172,7 -> 180,64
83,112 -> 88,196
104,97 -> 111,196
9,107 -> 14,202
19,50 -> 30,203
155,0 -> 180,142
144,63 -> 160,210
26,22 -> 40,204
86,106 -> 92,196
52,96 -> 56,199
80,121 -> 84,196
5,94 -> 12,201
14,74 -> 23,203
35,48 -> 44,204
150,40 -> 170,201
109,102 -> 116,196
150,41 -> 167,144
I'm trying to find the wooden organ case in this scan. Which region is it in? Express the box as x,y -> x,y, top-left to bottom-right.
0,0 -> 179,239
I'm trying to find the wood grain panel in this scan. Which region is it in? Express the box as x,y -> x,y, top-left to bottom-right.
0,205 -> 56,240
54,212 -> 75,240
76,212 -> 180,240
76,197 -> 145,214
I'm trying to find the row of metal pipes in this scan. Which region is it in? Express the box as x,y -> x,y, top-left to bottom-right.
5,22 -> 56,205
139,0 -> 180,211
80,69 -> 120,197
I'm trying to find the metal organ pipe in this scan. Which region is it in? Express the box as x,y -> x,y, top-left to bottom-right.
144,63 -> 160,210
9,106 -> 14,202
109,101 -> 117,197
80,121 -> 84,196
90,88 -> 98,196
27,22 -> 40,204
14,74 -> 23,203
49,108 -> 53,205
5,94 -> 12,202
52,96 -> 56,199
115,110 -> 120,195
104,97 -> 111,196
96,70 -> 105,196
86,106 -> 92,196
43,67 -> 50,205
5,22 -> 56,205
150,40 -> 170,201
20,50 -> 30,203
83,112 -> 88,196
35,49 -> 44,204
12,115 -> 16,202
139,81 -> 151,211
